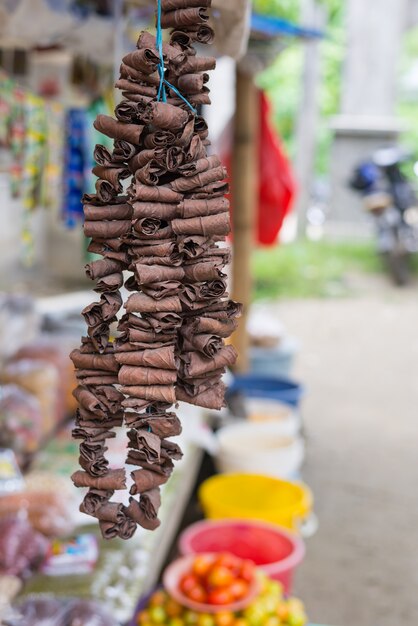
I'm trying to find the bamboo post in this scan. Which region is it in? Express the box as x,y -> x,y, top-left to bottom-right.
231,66 -> 259,372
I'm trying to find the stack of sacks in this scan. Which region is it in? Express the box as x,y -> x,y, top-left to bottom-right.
70,0 -> 241,538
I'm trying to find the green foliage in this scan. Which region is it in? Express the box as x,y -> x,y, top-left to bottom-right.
252,240 -> 384,300
255,0 -> 346,173
252,0 -> 300,21
398,25 -> 418,162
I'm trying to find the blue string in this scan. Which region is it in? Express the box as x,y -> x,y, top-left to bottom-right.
156,0 -> 197,114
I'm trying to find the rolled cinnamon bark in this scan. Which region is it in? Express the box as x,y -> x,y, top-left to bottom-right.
178,155 -> 221,178
178,369 -> 224,396
94,144 -> 116,167
129,149 -> 159,172
128,239 -> 180,259
92,249 -> 126,265
114,139 -> 139,161
94,386 -> 125,414
134,162 -> 163,186
121,385 -> 176,404
87,323 -> 112,354
116,78 -> 158,96
95,179 -> 118,203
80,489 -> 114,516
70,349 -> 118,372
76,375 -> 119,386
119,365 -> 177,386
161,439 -> 183,461
176,382 -> 226,410
129,470 -> 167,494
99,520 -> 119,540
161,0 -> 211,9
133,216 -> 167,235
188,316 -> 238,337
181,345 -> 238,377
127,429 -> 161,463
184,134 -> 206,162
169,30 -> 193,49
169,166 -> 226,194
192,299 -> 243,320
134,221 -> 174,240
188,181 -> 229,198
131,182 -> 182,203
94,114 -> 144,145
176,55 -> 216,75
133,263 -> 185,284
143,130 -> 176,149
182,333 -> 223,357
181,24 -> 215,44
143,311 -> 182,331
177,72 -> 209,95
79,442 -> 109,476
82,292 -> 122,327
119,64 -> 160,86
126,293 -> 182,313
139,487 -> 161,519
71,469 -> 127,490
141,281 -> 183,300
122,48 -> 160,74
172,213 -> 230,237
72,428 -> 115,443
84,220 -> 131,239
95,272 -> 124,294
84,203 -> 132,221
92,165 -> 130,188
178,235 -> 213,258
183,261 -> 222,282
127,329 -> 175,344
115,345 -> 177,369
124,412 -> 182,438
137,31 -> 185,66
125,497 -> 161,530
140,101 -> 189,130
161,7 -> 209,29
72,386 -> 107,417
123,398 -> 169,412
114,100 -> 142,123
85,259 -> 124,280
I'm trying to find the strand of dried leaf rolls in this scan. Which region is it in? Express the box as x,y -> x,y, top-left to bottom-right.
70,0 -> 241,538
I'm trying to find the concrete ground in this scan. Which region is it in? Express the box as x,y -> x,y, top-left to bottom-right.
273,275 -> 418,626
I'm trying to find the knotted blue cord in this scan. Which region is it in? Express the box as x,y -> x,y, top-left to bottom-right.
156,0 -> 197,114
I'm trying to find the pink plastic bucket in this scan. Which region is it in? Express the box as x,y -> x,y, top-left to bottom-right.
179,519 -> 305,594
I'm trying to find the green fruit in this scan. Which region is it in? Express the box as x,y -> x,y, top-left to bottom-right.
184,611 -> 199,625
168,619 -> 185,626
149,606 -> 167,624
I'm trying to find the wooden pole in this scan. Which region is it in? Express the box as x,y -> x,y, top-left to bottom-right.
231,66 -> 259,372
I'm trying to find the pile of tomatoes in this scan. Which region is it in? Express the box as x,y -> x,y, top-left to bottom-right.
136,575 -> 308,626
179,554 -> 256,607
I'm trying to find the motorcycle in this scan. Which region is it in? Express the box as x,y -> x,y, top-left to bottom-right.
349,146 -> 418,285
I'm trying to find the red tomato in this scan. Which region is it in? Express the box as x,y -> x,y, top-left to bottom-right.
180,573 -> 200,595
229,579 -> 250,600
207,588 -> 234,606
239,560 -> 255,583
187,584 -> 208,604
207,565 -> 234,589
192,554 -> 215,578
214,553 -> 241,573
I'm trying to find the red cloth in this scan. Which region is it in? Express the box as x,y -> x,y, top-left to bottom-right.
220,90 -> 296,245
258,91 -> 296,244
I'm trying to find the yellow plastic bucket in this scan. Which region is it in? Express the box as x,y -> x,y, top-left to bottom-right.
198,473 -> 313,534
